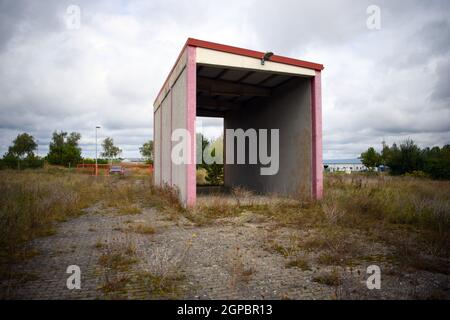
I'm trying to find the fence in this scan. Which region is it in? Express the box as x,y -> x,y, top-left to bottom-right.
76,163 -> 153,176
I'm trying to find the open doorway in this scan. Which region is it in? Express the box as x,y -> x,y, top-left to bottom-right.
195,64 -> 313,197
196,116 -> 224,194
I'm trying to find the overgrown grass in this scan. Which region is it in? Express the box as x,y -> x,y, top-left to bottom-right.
98,250 -> 138,272
323,174 -> 450,233
1,168 -> 448,283
98,242 -> 138,297
134,270 -> 186,299
0,167 -> 184,275
227,246 -> 255,290
127,222 -> 156,235
127,174 -> 448,273
313,269 -> 342,287
285,257 -> 311,271
0,169 -> 102,268
323,174 -> 450,264
185,196 -> 243,225
190,174 -> 449,274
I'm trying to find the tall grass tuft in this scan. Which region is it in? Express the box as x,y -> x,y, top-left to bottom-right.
0,169 -> 102,264
0,168 -> 184,271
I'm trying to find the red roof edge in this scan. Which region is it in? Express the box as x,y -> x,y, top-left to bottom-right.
154,38 -> 324,106
187,38 -> 324,71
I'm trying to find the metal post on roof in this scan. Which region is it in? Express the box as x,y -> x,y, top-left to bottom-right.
261,52 -> 274,65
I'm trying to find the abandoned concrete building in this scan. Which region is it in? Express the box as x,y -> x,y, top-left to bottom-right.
153,38 -> 324,206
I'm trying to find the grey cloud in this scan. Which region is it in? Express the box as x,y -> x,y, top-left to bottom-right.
417,20 -> 450,57
0,0 -> 449,159
431,58 -> 450,103
0,1 -> 27,49
0,0 -> 66,51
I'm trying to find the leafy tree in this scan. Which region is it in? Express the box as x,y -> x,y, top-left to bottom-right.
196,133 -> 212,169
47,131 -> 66,165
361,140 -> 450,179
386,139 -> 424,175
5,133 -> 38,169
63,132 -> 82,167
197,135 -> 224,185
101,137 -> 122,164
23,154 -> 44,169
196,133 -> 223,185
198,133 -> 209,154
204,146 -> 224,185
139,140 -> 154,164
81,158 -> 108,165
423,145 -> 450,179
47,131 -> 82,166
360,147 -> 381,171
380,141 -> 392,165
0,153 -> 16,169
205,163 -> 223,185
1,133 -> 44,170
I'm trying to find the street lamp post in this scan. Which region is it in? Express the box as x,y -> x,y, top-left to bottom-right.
95,126 -> 101,176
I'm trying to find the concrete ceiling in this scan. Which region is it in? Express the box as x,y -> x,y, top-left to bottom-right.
196,65 -> 296,117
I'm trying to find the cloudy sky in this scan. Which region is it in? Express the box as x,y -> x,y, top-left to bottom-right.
0,0 -> 449,159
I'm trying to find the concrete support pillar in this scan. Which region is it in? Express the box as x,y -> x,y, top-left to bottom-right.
186,46 -> 197,207
311,71 -> 323,199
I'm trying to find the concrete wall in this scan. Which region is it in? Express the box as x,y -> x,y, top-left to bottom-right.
171,68 -> 188,204
224,77 -> 313,198
154,106 -> 161,186
160,94 -> 171,184
154,51 -> 190,205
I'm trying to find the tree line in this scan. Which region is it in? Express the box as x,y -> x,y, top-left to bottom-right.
2,132 -> 448,181
360,139 -> 450,179
0,131 -> 154,170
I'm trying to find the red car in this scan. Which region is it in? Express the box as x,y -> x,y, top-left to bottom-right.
109,165 -> 125,175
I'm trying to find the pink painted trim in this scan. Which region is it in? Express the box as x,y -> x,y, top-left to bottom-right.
311,71 -> 323,199
153,110 -> 155,185
223,121 -> 226,187
159,105 -> 163,184
186,45 -> 197,207
170,88 -> 173,186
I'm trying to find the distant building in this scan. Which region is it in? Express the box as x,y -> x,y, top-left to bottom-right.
324,159 -> 367,173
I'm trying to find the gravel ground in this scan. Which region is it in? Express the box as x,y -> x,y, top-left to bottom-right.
1,201 -> 448,300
